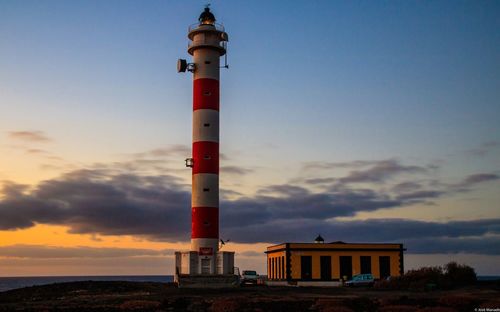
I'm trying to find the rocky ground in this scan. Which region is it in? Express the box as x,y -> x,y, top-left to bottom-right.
0,281 -> 499,311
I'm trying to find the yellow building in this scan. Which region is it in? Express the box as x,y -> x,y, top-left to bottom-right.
266,237 -> 405,285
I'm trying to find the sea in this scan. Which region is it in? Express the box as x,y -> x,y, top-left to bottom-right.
0,275 -> 498,292
0,275 -> 174,292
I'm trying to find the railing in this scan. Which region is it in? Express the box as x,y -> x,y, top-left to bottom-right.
188,37 -> 226,51
188,22 -> 225,33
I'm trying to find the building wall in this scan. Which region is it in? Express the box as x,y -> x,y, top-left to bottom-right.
288,250 -> 400,280
266,243 -> 404,281
267,250 -> 286,280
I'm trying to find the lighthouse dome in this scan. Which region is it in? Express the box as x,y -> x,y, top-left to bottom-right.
199,7 -> 216,25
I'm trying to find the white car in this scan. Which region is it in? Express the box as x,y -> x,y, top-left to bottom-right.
240,270 -> 258,285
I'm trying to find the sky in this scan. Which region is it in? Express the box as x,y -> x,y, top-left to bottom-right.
0,0 -> 499,276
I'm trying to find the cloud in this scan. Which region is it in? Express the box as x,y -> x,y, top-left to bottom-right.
300,159 -> 431,187
145,145 -> 190,157
0,157 -> 499,255
220,166 -> 253,176
220,188 -> 243,199
26,149 -> 49,155
460,173 -> 499,186
221,218 -> 500,255
405,236 -> 500,255
8,131 -> 51,143
303,177 -> 337,185
339,159 -> 428,184
0,170 -> 190,241
392,181 -> 423,194
0,245 -> 170,259
466,141 -> 499,157
1,170 -> 403,237
302,160 -> 380,171
0,256 -> 175,277
395,190 -> 444,202
239,251 -> 263,257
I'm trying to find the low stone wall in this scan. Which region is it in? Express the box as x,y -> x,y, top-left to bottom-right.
176,274 -> 240,288
266,280 -> 342,287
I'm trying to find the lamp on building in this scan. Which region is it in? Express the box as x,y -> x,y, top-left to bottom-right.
314,234 -> 324,244
185,158 -> 194,168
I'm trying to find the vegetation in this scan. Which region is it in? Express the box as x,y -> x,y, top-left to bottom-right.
375,261 -> 477,291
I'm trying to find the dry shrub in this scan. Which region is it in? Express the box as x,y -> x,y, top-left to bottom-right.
377,296 -> 426,307
374,262 -> 476,291
479,299 -> 500,308
438,295 -> 478,312
314,298 -> 353,312
443,262 -> 476,287
348,296 -> 379,311
379,305 -> 418,312
418,307 -> 457,312
320,306 -> 354,312
209,299 -> 243,312
256,299 -> 315,312
119,300 -> 161,311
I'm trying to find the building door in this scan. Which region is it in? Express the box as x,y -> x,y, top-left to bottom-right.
320,256 -> 332,280
301,256 -> 312,280
379,256 -> 391,279
339,256 -> 352,280
201,258 -> 211,274
360,256 -> 372,274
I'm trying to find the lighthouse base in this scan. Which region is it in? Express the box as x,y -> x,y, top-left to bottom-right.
174,251 -> 238,288
175,273 -> 240,288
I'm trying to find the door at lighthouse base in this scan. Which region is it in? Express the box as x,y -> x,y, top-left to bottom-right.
201,258 -> 211,274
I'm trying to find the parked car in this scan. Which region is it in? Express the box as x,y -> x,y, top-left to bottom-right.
344,274 -> 375,287
240,270 -> 258,285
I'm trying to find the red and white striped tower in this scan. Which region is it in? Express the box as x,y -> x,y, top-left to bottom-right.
179,7 -> 228,274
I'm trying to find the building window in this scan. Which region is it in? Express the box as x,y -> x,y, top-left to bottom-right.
204,123 -> 210,127
271,258 -> 275,280
274,258 -> 277,279
275,258 -> 278,279
205,61 -> 211,64
203,91 -> 211,96
281,256 -> 285,280
277,258 -> 280,279
203,188 -> 209,192
204,155 -> 211,160
268,258 -> 271,279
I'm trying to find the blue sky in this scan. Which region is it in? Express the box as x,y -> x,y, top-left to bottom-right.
0,0 -> 499,275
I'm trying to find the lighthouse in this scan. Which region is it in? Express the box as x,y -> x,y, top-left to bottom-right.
174,7 -> 236,286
